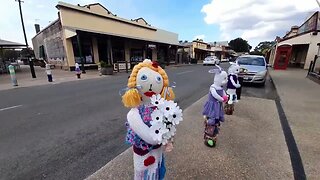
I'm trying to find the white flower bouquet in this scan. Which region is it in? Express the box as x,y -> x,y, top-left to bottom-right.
149,94 -> 183,145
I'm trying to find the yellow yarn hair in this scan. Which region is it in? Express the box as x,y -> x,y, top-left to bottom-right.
122,60 -> 175,108
122,88 -> 141,108
161,87 -> 175,100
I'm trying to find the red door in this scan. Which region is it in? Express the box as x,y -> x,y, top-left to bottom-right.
274,45 -> 292,70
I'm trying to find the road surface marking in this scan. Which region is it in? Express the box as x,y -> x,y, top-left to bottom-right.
176,70 -> 194,75
0,105 -> 22,111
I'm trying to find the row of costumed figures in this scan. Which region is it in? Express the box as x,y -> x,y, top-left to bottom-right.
202,62 -> 241,147
120,59 -> 242,179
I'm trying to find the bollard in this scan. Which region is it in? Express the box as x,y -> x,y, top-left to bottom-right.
75,63 -> 81,79
8,65 -> 18,86
97,62 -> 102,76
45,64 -> 53,82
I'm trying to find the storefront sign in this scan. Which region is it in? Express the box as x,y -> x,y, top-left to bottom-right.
114,62 -> 131,71
148,44 -> 156,49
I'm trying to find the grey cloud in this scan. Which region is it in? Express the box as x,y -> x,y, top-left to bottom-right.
223,7 -> 317,41
226,15 -> 262,30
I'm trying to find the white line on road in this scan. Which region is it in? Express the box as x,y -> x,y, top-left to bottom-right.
0,105 -> 23,112
176,70 -> 194,75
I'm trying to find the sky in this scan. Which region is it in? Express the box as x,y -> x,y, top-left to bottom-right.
0,0 -> 318,49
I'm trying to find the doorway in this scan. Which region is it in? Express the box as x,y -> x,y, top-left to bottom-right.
289,44 -> 309,68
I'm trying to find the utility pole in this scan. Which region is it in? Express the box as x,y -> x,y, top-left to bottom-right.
316,0 -> 320,7
16,0 -> 36,78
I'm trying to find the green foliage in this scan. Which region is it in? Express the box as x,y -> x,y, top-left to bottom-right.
249,51 -> 264,56
2,50 -> 19,61
100,61 -> 112,68
253,41 -> 275,55
20,48 -> 35,58
229,38 -> 252,52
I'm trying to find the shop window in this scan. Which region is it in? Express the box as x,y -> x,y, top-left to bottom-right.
157,48 -> 166,63
112,48 -> 125,63
98,40 -> 108,63
72,36 -> 94,64
39,45 -> 46,59
130,49 -> 143,63
146,49 -> 152,59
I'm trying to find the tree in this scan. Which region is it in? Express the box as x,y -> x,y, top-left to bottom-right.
20,48 -> 35,58
2,50 -> 19,62
253,41 -> 275,55
249,51 -> 264,56
229,38 -> 252,52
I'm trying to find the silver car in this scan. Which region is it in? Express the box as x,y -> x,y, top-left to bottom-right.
236,55 -> 269,86
203,55 -> 220,66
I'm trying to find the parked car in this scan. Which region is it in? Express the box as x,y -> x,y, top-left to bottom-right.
221,58 -> 230,62
236,55 -> 270,86
203,56 -> 220,65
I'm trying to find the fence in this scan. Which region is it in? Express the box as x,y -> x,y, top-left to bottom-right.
308,55 -> 320,79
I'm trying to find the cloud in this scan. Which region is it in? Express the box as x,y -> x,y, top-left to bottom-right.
201,0 -> 318,47
193,34 -> 206,40
0,0 -> 105,48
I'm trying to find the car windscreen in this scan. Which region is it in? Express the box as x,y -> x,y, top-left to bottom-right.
237,57 -> 265,66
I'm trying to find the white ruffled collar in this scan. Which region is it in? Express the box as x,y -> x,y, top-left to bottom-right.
211,84 -> 223,90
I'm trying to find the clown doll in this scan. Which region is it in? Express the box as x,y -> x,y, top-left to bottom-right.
202,66 -> 228,147
225,62 -> 241,115
122,59 -> 182,180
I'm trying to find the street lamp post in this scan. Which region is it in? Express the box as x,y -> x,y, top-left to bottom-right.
76,31 -> 86,74
16,0 -> 36,78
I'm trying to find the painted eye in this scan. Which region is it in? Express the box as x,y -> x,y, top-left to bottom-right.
155,76 -> 162,83
140,74 -> 148,81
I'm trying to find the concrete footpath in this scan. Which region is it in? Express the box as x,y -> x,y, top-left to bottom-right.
87,96 -> 293,180
270,69 -> 320,179
0,64 -> 194,91
0,65 -> 102,91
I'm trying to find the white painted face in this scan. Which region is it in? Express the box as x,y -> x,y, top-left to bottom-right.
214,71 -> 228,87
136,67 -> 164,101
228,64 -> 240,74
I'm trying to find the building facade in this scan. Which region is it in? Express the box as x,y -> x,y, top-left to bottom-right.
209,41 -> 236,60
179,40 -> 212,62
177,40 -> 235,63
270,12 -> 320,70
32,2 -> 179,71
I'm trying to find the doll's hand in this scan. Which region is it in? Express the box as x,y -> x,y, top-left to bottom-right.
222,95 -> 228,102
164,142 -> 174,152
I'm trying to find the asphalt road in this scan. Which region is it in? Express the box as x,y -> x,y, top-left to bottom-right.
0,63 -> 276,180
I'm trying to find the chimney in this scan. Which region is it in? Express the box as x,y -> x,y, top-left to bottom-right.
35,24 -> 40,33
291,25 -> 299,34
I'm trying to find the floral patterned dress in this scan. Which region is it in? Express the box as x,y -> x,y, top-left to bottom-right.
126,105 -> 166,180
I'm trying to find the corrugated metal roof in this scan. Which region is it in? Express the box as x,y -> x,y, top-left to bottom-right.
0,39 -> 26,47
